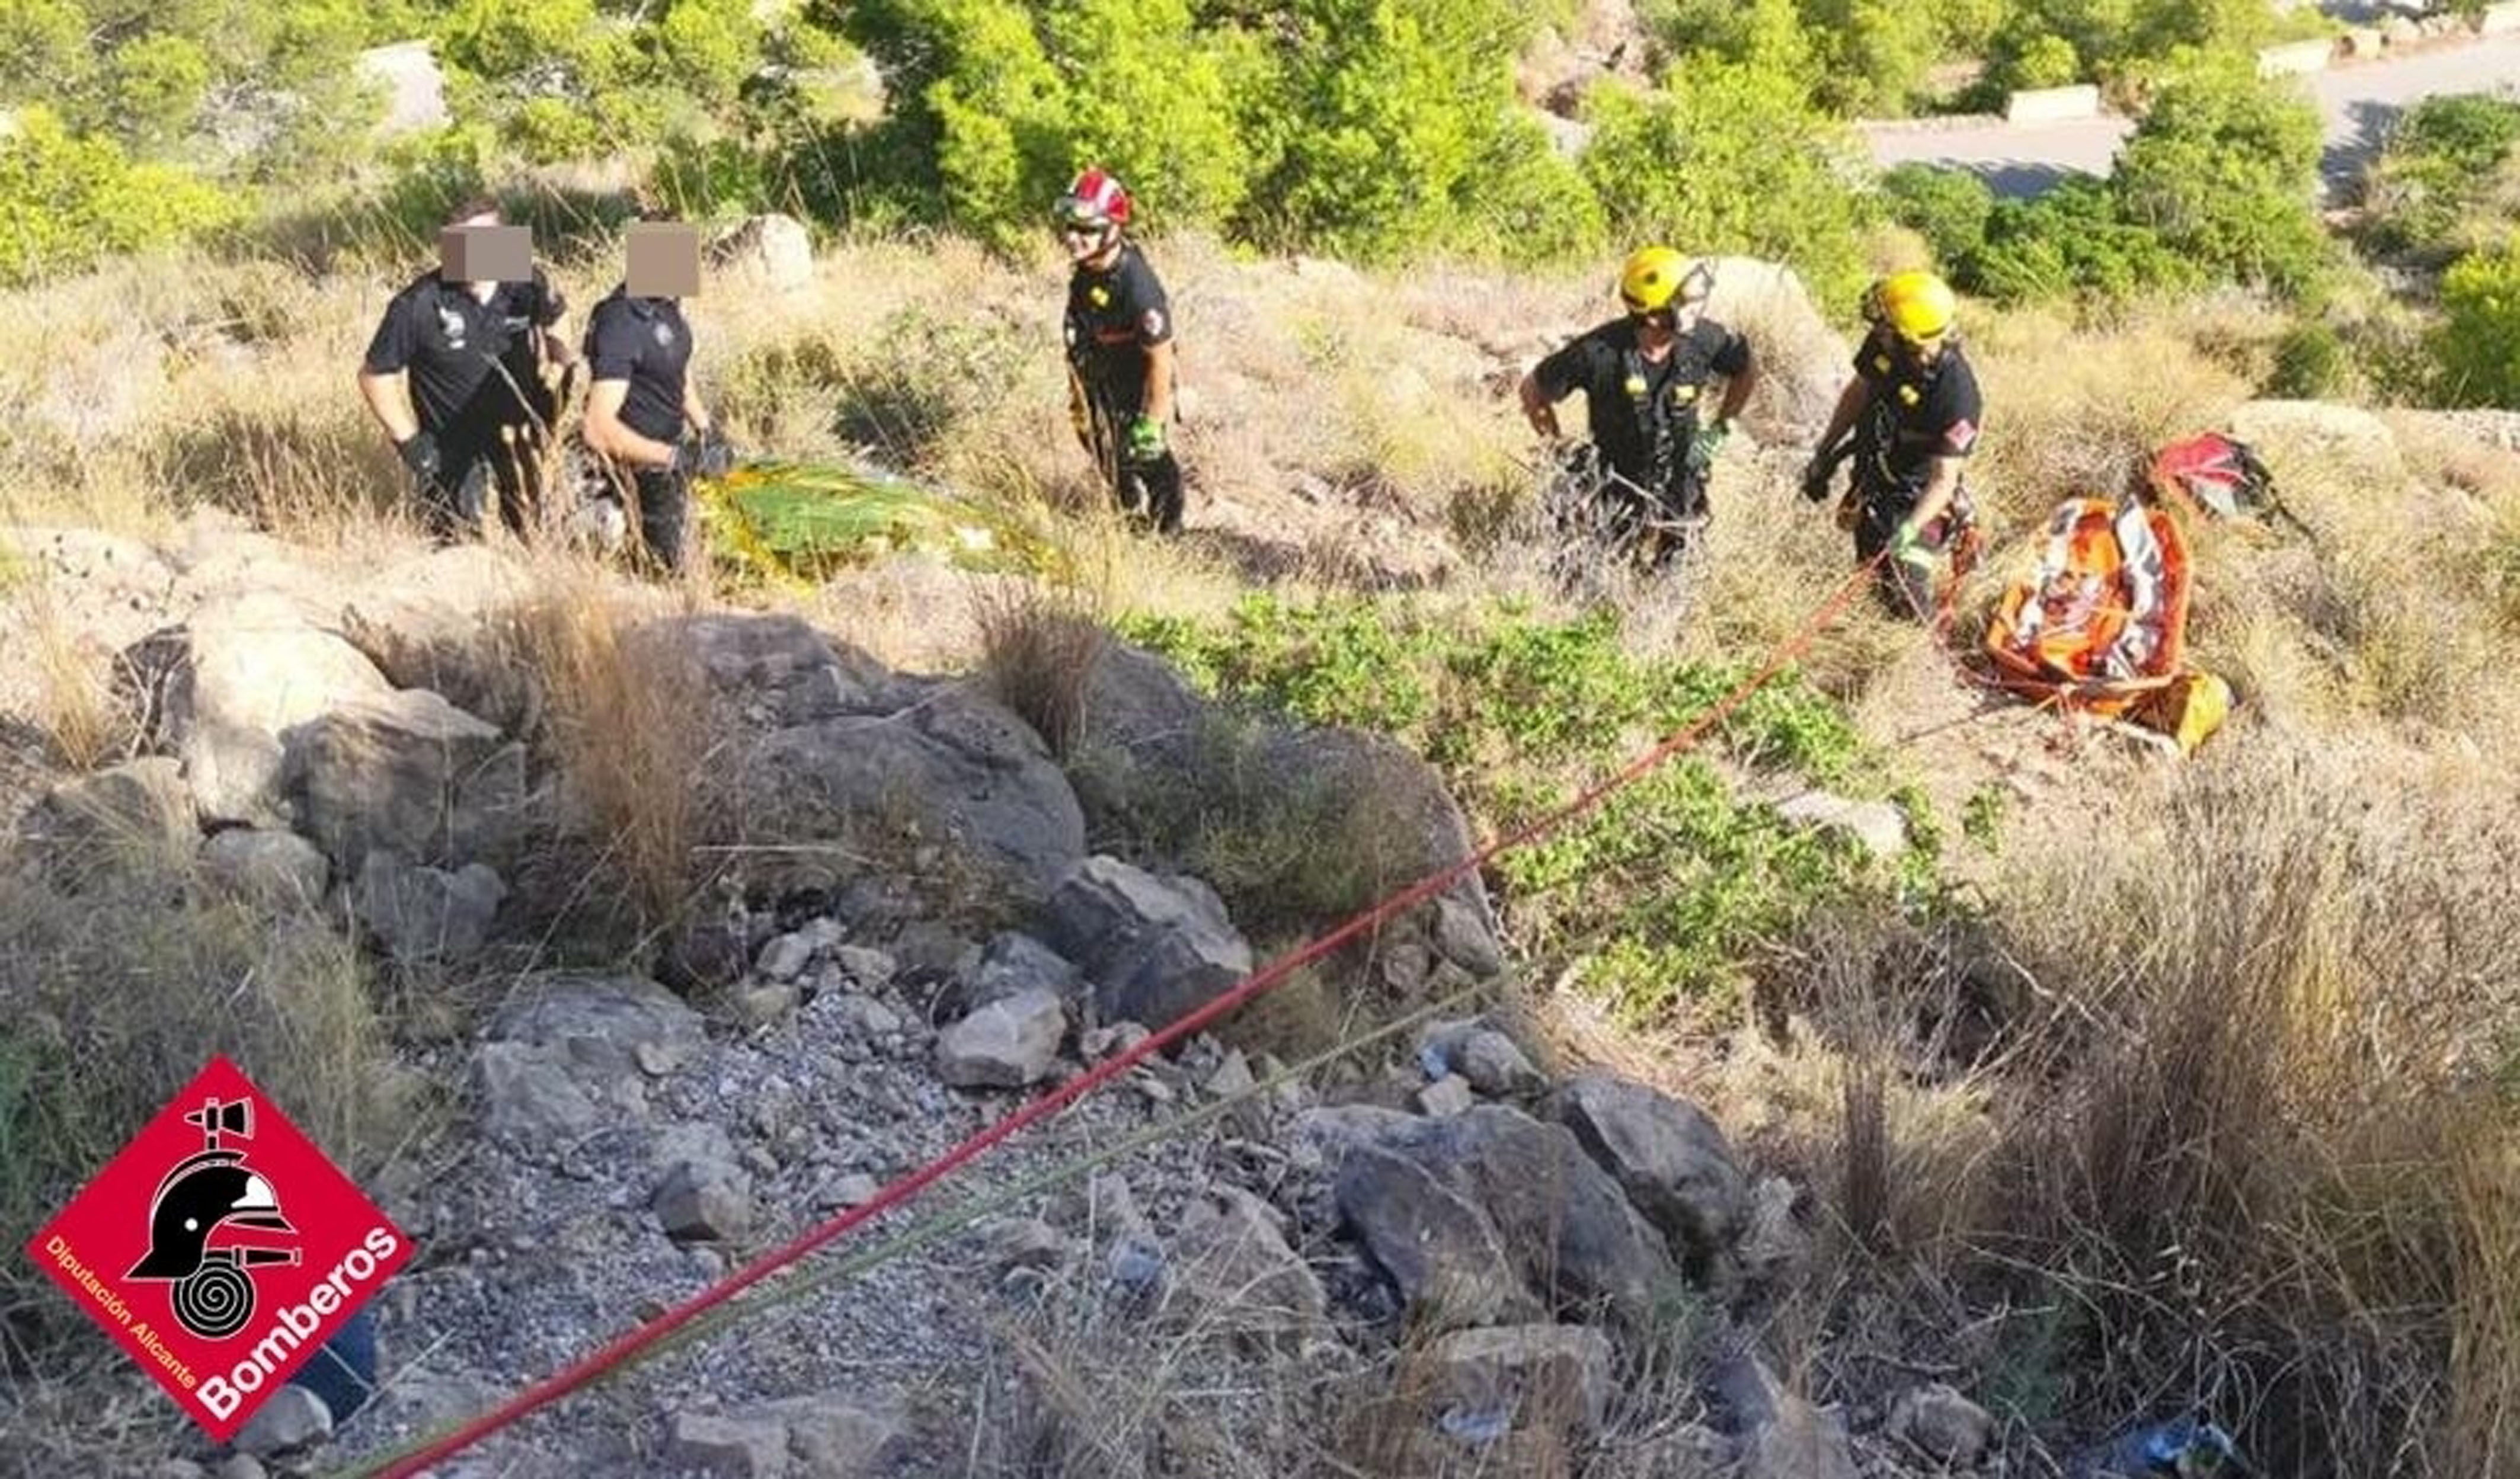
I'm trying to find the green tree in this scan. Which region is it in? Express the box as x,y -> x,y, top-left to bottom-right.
1580,57 -> 1880,309
2433,236 -> 2520,408
2111,47 -> 2330,299
1967,174 -> 2202,303
1881,162 -> 1994,266
1043,0 -> 1255,229
0,104 -> 237,287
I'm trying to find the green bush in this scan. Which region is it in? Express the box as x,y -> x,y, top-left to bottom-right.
1967,175 -> 2204,305
2358,93 -> 2520,261
2266,318 -> 2349,398
1116,593 -> 1900,1024
0,104 -> 239,287
2111,47 -> 2332,300
1581,57 -> 1881,312
1881,162 -> 1994,267
2432,236 -> 2520,408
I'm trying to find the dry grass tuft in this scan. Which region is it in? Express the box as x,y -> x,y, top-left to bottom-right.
1754,747 -> 2520,1473
510,556 -> 721,945
974,578 -> 1109,760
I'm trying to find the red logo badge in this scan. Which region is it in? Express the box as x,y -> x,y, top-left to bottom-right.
23,1055 -> 410,1442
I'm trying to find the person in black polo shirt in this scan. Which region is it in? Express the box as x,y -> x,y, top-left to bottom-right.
1057,168 -> 1184,534
356,198 -> 571,538
1802,268 -> 1984,621
1518,246 -> 1756,568
580,219 -> 732,575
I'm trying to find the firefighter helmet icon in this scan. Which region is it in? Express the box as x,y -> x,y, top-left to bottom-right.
123,1097 -> 300,1339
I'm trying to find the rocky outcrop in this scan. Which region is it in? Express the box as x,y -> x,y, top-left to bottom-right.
1549,1071 -> 1750,1282
1042,855 -> 1255,1032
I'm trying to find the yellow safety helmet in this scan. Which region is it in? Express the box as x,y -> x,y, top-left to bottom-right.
1619,246 -> 1712,316
1866,268 -> 1957,345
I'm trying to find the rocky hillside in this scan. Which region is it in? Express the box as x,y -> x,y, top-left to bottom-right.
2,514 -> 1968,1478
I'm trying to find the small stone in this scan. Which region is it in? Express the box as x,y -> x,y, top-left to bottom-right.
935,987 -> 1067,1089
756,931 -> 815,983
654,1160 -> 753,1242
1082,1022 -> 1152,1061
153,1462 -> 209,1479
1133,1071 -> 1176,1105
1890,1383 -> 1994,1467
741,1146 -> 779,1178
215,1458 -> 267,1479
1418,1074 -> 1476,1116
1205,1049 -> 1256,1099
665,1408 -> 790,1477
833,993 -> 904,1037
234,1384 -> 333,1456
985,1217 -> 1072,1272
634,1041 -> 676,1077
814,1172 -> 881,1211
1456,1030 -> 1546,1096
833,944 -> 897,985
734,984 -> 800,1027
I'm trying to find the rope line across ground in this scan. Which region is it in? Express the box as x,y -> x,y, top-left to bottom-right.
343,550 -> 1891,1479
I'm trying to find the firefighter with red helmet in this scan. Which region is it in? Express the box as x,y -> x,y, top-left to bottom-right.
1057,167 -> 1184,534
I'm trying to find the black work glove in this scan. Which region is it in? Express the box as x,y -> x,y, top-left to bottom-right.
397,431 -> 442,488
1800,451 -> 1837,504
676,428 -> 736,479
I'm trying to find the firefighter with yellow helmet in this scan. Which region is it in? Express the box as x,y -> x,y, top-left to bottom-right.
1803,268 -> 1984,620
1518,245 -> 1757,566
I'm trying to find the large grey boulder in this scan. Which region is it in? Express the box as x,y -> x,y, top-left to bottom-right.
1425,1324 -> 1616,1441
335,545 -> 539,733
1169,1186 -> 1329,1349
725,688 -> 1085,903
19,757 -> 196,879
1548,1071 -> 1749,1282
284,687 -> 527,876
474,1041 -> 602,1152
197,827 -> 329,911
709,213 -> 816,292
1043,855 -> 1255,1032
353,850 -> 506,965
168,590 -> 392,826
1070,642 -> 1504,993
488,972 -> 708,1078
1334,1145 -> 1542,1331
1403,1106 -> 1675,1325
1714,1355 -> 1858,1479
642,613 -> 907,730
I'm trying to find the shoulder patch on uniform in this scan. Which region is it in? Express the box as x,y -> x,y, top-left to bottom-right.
1141,307 -> 1166,337
1944,418 -> 1979,452
653,321 -> 673,347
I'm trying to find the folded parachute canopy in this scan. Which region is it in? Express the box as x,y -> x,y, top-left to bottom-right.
695,459 -> 1067,584
1982,494 -> 2229,754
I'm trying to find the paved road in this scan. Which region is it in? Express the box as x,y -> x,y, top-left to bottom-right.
1860,30 -> 2520,199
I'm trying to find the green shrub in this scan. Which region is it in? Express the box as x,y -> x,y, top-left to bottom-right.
1581,57 -> 1882,312
2111,47 -> 2332,300
1881,162 -> 1994,267
2267,318 -> 2349,398
2358,94 -> 2520,261
1968,175 -> 2204,305
0,105 -> 239,287
1116,593 -> 1897,1023
2432,235 -> 2520,408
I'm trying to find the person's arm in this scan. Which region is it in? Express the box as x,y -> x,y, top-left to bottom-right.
1816,374 -> 1868,454
1518,370 -> 1562,440
681,379 -> 712,440
1140,338 -> 1175,425
1904,456 -> 1965,540
357,368 -> 421,444
1715,338 -> 1758,425
585,379 -> 679,469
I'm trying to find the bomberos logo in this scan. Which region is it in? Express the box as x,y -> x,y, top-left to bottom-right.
24,1055 -> 411,1442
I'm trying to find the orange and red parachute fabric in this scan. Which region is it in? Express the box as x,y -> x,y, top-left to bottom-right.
1982,494 -> 2230,754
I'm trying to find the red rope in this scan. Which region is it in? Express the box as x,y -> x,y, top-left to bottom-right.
360,553 -> 1889,1478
